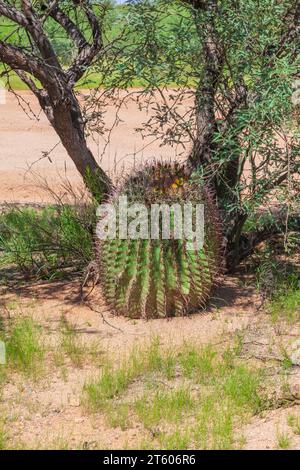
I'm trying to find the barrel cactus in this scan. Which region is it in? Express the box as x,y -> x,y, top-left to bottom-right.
97,162 -> 222,318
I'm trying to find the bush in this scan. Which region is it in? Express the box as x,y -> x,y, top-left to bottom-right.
0,205 -> 95,279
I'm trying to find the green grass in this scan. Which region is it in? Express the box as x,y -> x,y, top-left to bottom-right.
277,432 -> 291,449
83,337 -> 168,410
104,403 -> 132,431
139,429 -> 191,450
193,396 -> 234,450
83,338 -> 266,449
157,429 -> 191,450
134,386 -> 194,429
58,317 -> 86,368
255,254 -> 300,323
179,344 -> 216,384
222,364 -> 262,410
0,368 -> 5,398
268,289 -> 300,323
0,205 -> 94,279
0,420 -> 6,450
1,317 -> 44,377
287,414 -> 300,436
53,316 -> 103,370
0,427 -> 6,450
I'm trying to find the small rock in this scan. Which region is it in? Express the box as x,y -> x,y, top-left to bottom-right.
74,417 -> 84,423
290,340 -> 300,366
290,384 -> 300,398
69,398 -> 80,407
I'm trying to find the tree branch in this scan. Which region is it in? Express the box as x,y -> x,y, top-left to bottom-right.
0,1 -> 28,28
0,39 -> 54,87
20,0 -> 61,70
49,4 -> 89,51
66,2 -> 104,84
14,69 -> 54,122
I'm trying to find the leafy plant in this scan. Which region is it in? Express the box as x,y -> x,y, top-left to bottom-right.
0,205 -> 94,279
1,316 -> 44,377
0,421 -> 6,450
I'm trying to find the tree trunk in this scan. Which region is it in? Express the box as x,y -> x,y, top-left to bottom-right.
36,89 -> 112,202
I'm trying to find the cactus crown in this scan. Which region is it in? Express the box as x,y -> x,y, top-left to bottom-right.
98,162 -> 222,319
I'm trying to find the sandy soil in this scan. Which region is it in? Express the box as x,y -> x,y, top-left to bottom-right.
1,277 -> 300,450
0,90 -> 186,204
1,90 -> 299,450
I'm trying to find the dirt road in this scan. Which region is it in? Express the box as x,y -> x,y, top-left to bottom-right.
0,90 -> 186,203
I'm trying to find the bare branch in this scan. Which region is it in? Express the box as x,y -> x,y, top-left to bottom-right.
0,39 -> 54,87
49,4 -> 89,50
0,1 -> 28,28
20,0 -> 61,70
66,2 -> 104,84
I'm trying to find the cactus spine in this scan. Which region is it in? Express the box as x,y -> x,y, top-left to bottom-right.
98,163 -> 222,318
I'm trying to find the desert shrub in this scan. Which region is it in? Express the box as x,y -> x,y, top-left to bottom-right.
0,316 -> 44,377
255,246 -> 300,322
0,205 -> 94,279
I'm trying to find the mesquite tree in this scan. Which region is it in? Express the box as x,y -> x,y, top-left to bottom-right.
0,0 -> 118,199
118,0 -> 300,268
1,1 -> 300,271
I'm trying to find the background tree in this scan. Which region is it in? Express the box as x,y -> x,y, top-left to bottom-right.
121,0 -> 300,268
0,0 -> 124,200
1,0 -> 299,270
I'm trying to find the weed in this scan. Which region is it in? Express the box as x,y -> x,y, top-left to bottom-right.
193,395 -> 234,450
105,403 -> 131,431
255,253 -> 300,323
0,205 -> 94,279
1,317 -> 44,377
0,421 -> 6,450
83,362 -> 130,410
157,429 -> 191,450
55,316 -> 102,369
222,365 -> 263,412
82,337 -> 168,411
0,368 -> 6,400
179,344 -> 216,384
134,386 -> 194,428
280,348 -> 293,370
287,414 -> 300,435
277,431 -> 291,449
82,338 -> 266,450
268,289 -> 300,324
59,317 -> 85,368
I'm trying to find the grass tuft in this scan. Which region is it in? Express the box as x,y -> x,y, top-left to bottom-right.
59,317 -> 85,368
82,337 -> 266,449
0,421 -> 6,450
0,206 -> 94,279
277,431 -> 291,449
1,317 -> 44,377
134,386 -> 194,429
287,414 -> 300,436
82,337 -> 168,411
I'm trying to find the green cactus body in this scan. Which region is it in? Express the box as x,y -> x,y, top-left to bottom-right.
150,240 -> 166,318
98,163 -> 222,318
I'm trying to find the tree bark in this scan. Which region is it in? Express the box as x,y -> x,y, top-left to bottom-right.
186,1 -> 223,174
48,94 -> 112,201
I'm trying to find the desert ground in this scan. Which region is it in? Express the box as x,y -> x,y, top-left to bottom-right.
0,90 -> 183,204
1,275 -> 300,450
0,91 -> 300,450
